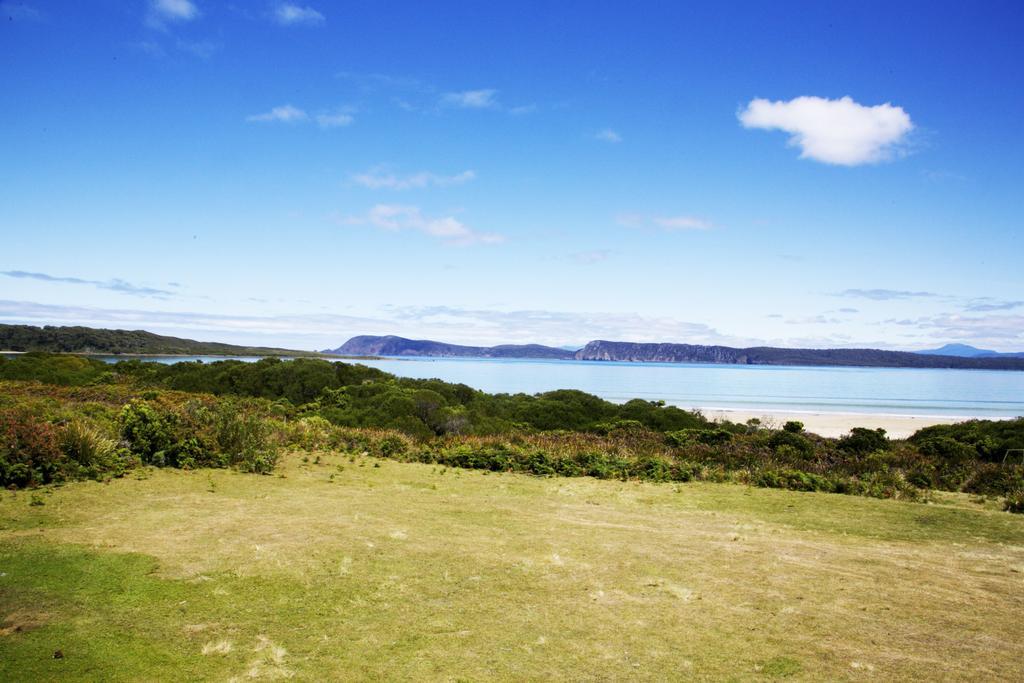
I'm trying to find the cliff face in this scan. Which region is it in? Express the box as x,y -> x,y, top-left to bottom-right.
575,341 -> 747,364
326,335 -> 576,360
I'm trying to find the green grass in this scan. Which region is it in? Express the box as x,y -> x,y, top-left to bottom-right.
2,453 -> 1023,680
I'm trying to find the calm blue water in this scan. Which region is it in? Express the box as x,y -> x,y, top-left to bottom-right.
86,354 -> 1024,418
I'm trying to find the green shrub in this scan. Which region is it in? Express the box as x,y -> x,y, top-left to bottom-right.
755,469 -> 833,493
667,428 -> 733,447
238,450 -> 278,475
837,427 -> 889,454
119,401 -> 175,465
1004,490 -> 1024,514
376,434 -> 409,458
767,430 -> 813,456
916,436 -> 976,462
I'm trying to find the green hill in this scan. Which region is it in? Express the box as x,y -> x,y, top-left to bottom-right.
0,324 -> 320,357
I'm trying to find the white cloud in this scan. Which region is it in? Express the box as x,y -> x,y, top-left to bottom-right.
147,0 -> 198,28
653,216 -> 713,231
739,95 -> 913,165
316,110 -> 354,128
343,205 -> 504,246
595,128 -> 622,143
246,105 -> 308,123
618,214 -> 715,231
274,3 -> 324,26
351,168 -> 476,190
441,89 -> 498,109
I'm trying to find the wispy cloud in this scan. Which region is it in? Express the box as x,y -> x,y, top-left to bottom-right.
1,270 -> 176,299
334,74 -> 534,115
130,40 -> 167,57
176,39 -> 218,59
508,104 -> 538,116
273,3 -> 324,26
618,214 -> 715,231
341,205 -> 504,246
247,105 -> 354,127
146,0 -> 198,29
441,89 -> 499,109
595,128 -> 622,143
0,300 -> 762,350
739,95 -> 913,165
1,2 -> 42,21
784,315 -> 841,325
653,216 -> 713,231
568,250 -> 611,265
336,71 -> 432,93
0,300 -> 386,350
246,105 -> 308,123
965,298 -> 1024,312
384,305 -> 759,348
315,108 -> 354,128
889,313 -> 1024,342
351,167 -> 476,191
836,288 -> 937,301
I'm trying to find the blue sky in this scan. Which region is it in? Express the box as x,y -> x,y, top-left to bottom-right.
1,0 -> 1022,351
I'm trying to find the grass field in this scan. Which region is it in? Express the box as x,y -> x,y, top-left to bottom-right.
2,452 -> 1023,681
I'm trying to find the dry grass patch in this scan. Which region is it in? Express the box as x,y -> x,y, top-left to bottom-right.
1,452 -> 1023,680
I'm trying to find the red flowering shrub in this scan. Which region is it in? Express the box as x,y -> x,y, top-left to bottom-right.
0,408 -> 64,487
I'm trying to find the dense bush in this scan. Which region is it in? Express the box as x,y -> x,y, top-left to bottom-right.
0,353 -> 111,386
666,428 -> 733,446
3,355 -> 1024,511
838,427 -> 889,454
119,399 -> 278,473
911,419 -> 1024,463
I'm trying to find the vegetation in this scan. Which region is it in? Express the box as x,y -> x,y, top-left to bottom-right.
1,352 -> 1023,678
1,455 -> 1022,680
0,323 -> 323,357
1,353 -> 1022,511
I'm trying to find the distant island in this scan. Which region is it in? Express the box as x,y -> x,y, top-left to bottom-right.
328,335 -> 1024,371
0,324 -> 324,357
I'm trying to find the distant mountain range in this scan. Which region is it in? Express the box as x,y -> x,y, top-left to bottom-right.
331,335 -> 576,360
916,343 -> 1024,359
327,335 -> 1024,371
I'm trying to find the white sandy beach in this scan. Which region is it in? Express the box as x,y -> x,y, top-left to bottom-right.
700,408 -> 999,439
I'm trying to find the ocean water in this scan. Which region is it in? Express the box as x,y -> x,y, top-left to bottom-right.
89,354 -> 1024,418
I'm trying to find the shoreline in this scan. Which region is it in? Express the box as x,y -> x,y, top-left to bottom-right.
699,407 -> 1012,439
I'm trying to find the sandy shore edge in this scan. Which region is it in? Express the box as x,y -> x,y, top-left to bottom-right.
699,408 -> 1011,439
